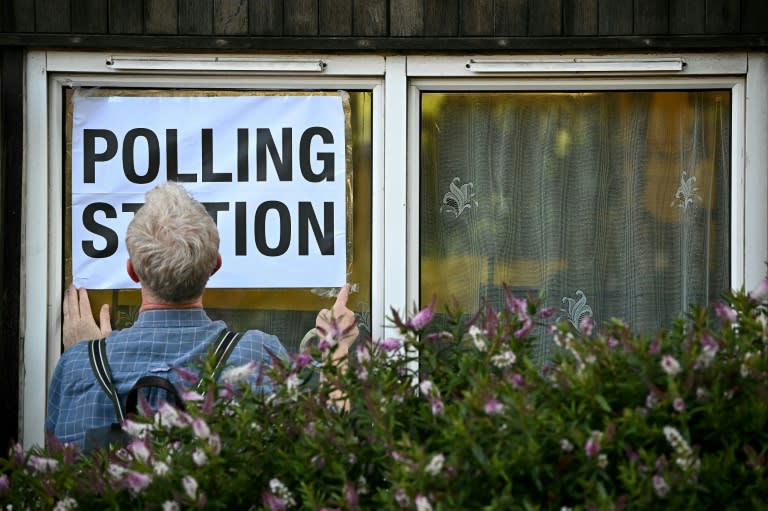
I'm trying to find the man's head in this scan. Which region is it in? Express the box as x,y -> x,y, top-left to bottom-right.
126,182 -> 220,303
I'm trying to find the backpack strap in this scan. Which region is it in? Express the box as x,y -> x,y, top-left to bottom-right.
87,338 -> 125,422
197,329 -> 243,392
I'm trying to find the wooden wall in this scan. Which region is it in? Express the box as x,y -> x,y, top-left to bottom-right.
1,0 -> 766,50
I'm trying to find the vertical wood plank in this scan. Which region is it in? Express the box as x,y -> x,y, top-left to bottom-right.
634,0 -> 668,34
249,0 -> 283,35
319,0 -> 352,35
529,0 -> 562,36
72,0 -> 108,33
742,0 -> 768,33
424,0 -> 458,35
353,0 -> 386,36
391,0 -> 423,36
109,0 -> 143,34
4,0 -> 36,32
598,0 -> 632,35
494,0 -> 527,36
145,0 -> 178,34
35,0 -> 70,32
0,47 -> 23,457
180,0 -> 213,34
214,0 -> 247,34
705,0 -> 739,33
669,0 -> 704,33
461,0 -> 493,36
284,0 -> 318,35
564,0 -> 597,35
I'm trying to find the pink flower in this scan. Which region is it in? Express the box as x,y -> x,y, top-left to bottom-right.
585,431 -> 602,457
661,355 -> 682,376
484,398 -> 504,415
579,316 -> 594,336
430,398 -> 444,415
407,299 -> 435,331
749,276 -> 768,301
344,480 -> 358,510
714,301 -> 738,324
652,475 -> 670,498
125,470 -> 152,494
514,317 -> 534,339
0,474 -> 9,493
537,306 -> 556,318
394,488 -> 410,508
673,397 -> 686,412
649,338 -> 661,354
262,492 -> 287,511
28,455 -> 59,474
510,373 -> 524,389
378,338 -> 402,352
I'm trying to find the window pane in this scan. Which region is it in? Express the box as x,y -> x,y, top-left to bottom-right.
65,89 -> 373,353
420,91 -> 730,352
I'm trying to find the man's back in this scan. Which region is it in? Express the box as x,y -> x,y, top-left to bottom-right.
46,308 -> 287,447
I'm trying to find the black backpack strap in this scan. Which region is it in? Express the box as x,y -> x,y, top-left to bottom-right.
195,329 -> 242,393
87,338 -> 125,422
125,375 -> 186,415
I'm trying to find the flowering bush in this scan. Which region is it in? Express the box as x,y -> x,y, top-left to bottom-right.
2,282 -> 768,510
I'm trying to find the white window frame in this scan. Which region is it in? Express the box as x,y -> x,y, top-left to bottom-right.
405,53 -> 768,309
22,51 -> 392,448
20,51 -> 768,448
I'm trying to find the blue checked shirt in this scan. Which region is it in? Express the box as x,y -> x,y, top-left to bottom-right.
45,309 -> 288,447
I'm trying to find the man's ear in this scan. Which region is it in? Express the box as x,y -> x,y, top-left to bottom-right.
127,260 -> 140,283
211,254 -> 222,276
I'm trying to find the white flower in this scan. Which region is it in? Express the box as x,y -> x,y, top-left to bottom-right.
652,474 -> 670,498
285,373 -> 301,400
221,360 -> 257,384
419,379 -> 433,397
154,402 -> 187,429
153,461 -> 170,476
269,478 -> 296,507
468,325 -> 487,351
597,454 -> 608,468
122,419 -> 154,438
192,448 -> 208,467
162,501 -> 180,511
415,495 -> 433,511
107,463 -> 127,480
661,355 -> 682,376
192,418 -> 211,439
53,497 -> 78,511
182,475 -> 198,500
424,453 -> 445,476
27,455 -> 59,474
559,438 -> 574,452
128,440 -> 151,463
491,350 -> 517,368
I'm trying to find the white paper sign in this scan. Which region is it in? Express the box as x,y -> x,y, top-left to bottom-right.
71,93 -> 347,289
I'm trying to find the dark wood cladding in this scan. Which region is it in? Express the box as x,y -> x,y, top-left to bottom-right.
1,0 -> 765,49
0,48 -> 23,453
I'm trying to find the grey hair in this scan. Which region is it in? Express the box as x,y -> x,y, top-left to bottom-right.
126,181 -> 219,303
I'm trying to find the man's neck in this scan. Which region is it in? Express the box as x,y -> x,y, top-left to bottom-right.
140,301 -> 203,312
139,287 -> 204,312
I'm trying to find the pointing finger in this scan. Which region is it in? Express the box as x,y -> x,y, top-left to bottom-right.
334,283 -> 350,308
99,304 -> 112,336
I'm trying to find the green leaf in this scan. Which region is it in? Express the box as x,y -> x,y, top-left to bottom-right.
595,394 -> 612,412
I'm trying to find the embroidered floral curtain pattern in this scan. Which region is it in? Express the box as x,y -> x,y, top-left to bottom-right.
420,91 -> 730,361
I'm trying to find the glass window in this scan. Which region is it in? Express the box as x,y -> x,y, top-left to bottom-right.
420,90 -> 730,356
64,88 -> 373,353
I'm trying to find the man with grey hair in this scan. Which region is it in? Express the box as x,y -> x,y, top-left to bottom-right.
46,181 -> 358,447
